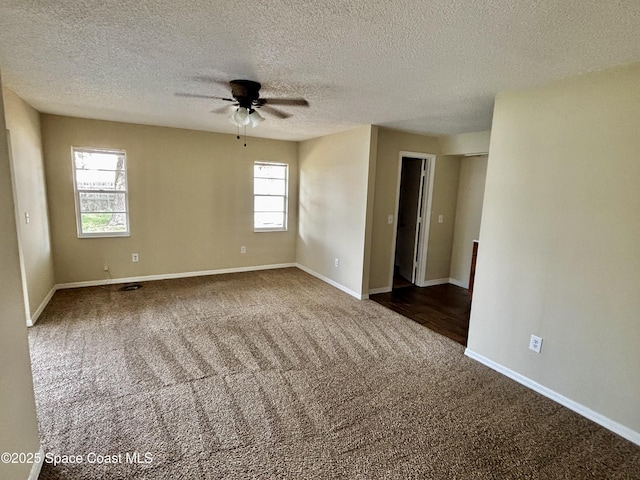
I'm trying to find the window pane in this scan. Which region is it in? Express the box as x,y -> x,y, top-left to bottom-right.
80,213 -> 128,233
79,192 -> 127,213
76,169 -> 127,191
254,178 -> 285,195
74,148 -> 129,237
254,164 -> 286,179
74,150 -> 124,170
254,212 -> 285,229
253,162 -> 287,232
254,195 -> 284,212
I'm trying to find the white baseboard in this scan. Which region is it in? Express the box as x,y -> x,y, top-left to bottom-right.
55,263 -> 297,290
369,279 -> 468,294
369,286 -> 392,295
448,277 -> 469,289
464,349 -> 640,447
45,263 -> 366,318
420,277 -> 450,287
27,286 -> 56,327
27,446 -> 44,480
295,263 -> 365,300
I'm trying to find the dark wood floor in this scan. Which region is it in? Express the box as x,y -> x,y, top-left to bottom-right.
370,282 -> 471,346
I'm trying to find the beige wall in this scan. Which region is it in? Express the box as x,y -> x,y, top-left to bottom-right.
41,115 -> 298,284
361,126 -> 379,295
426,155 -> 460,282
3,88 -> 55,321
439,130 -> 491,156
449,155 -> 488,287
369,128 -> 462,291
369,127 -> 439,290
0,75 -> 41,480
297,125 -> 375,296
468,64 -> 640,434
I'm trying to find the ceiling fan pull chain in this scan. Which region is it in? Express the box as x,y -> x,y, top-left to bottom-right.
244,126 -> 247,147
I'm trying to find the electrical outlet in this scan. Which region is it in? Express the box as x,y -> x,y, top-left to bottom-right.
24,211 -> 30,224
529,335 -> 543,353
438,214 -> 444,223
240,246 -> 246,254
132,253 -> 139,262
103,264 -> 109,272
334,258 -> 339,268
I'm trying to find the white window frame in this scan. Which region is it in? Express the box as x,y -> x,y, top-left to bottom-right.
253,161 -> 288,232
72,147 -> 130,238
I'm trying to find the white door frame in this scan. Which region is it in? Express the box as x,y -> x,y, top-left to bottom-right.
6,130 -> 31,324
388,151 -> 436,288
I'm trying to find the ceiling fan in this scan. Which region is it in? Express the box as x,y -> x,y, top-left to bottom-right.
176,79 -> 309,128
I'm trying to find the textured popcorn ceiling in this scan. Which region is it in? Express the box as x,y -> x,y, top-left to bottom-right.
1,1 -> 640,141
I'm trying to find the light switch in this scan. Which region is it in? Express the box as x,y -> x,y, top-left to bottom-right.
387,215 -> 393,224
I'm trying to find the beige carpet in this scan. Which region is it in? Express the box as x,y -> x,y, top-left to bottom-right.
29,268 -> 639,479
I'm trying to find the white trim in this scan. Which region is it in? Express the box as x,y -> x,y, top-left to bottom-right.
6,130 -> 32,326
389,152 -> 437,289
72,146 -> 130,238
464,349 -> 640,447
422,278 -> 450,287
56,263 -> 296,290
28,446 -> 44,480
448,277 -> 469,289
253,161 -> 289,232
295,263 -> 365,300
414,155 -> 436,287
369,286 -> 392,295
31,264 -> 298,325
253,227 -> 287,233
370,279 -> 468,294
27,286 -> 56,327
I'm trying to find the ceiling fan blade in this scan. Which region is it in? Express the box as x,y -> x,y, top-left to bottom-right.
192,75 -> 231,88
260,105 -> 291,119
175,93 -> 235,102
262,98 -> 309,107
210,105 -> 235,114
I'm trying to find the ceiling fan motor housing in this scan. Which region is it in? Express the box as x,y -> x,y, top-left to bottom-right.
230,80 -> 261,109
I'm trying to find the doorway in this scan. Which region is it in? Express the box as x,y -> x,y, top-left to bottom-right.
391,153 -> 434,289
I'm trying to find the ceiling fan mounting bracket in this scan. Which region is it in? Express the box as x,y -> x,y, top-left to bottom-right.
230,79 -> 261,109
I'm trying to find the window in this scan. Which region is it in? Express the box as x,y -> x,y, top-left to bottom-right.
254,162 -> 288,231
72,147 -> 130,237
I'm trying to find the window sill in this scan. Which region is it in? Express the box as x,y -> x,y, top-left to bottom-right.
78,232 -> 131,239
254,228 -> 287,233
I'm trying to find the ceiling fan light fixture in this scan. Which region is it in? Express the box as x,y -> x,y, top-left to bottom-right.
248,109 -> 264,127
177,79 -> 309,133
230,107 -> 251,127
